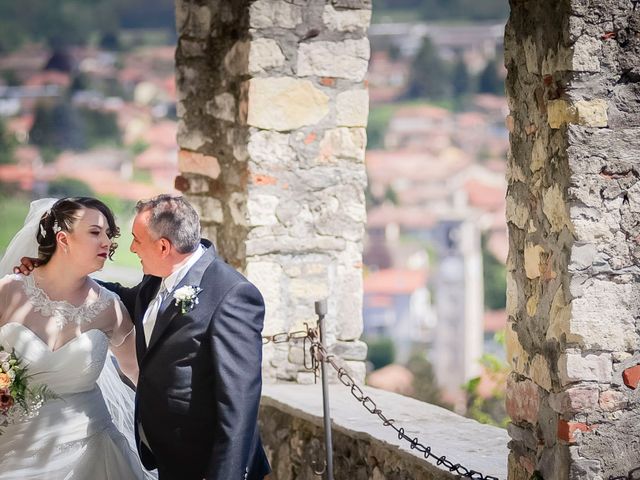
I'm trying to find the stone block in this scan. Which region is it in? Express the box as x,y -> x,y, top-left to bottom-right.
542,185 -> 571,233
332,0 -> 372,8
250,0 -> 302,29
177,123 -> 206,151
297,39 -> 370,81
317,127 -> 367,163
548,100 -> 577,129
329,340 -> 367,361
622,365 -> 640,389
205,92 -> 236,122
570,243 -> 597,270
335,266 -> 363,341
336,89 -> 369,127
506,271 -> 518,317
246,261 -> 285,333
522,36 -> 539,74
185,195 -> 223,223
571,280 -> 640,351
249,38 -> 286,75
323,4 -> 371,33
548,387 -> 599,414
247,78 -> 330,131
224,40 -> 250,77
530,133 -> 547,172
344,360 -> 366,385
571,35 -> 601,73
506,321 -> 530,375
546,286 -> 573,343
524,243 -> 544,279
530,354 -> 553,392
575,100 -> 608,128
506,376 -> 540,425
289,277 -> 329,301
247,194 -> 279,226
558,353 -> 612,385
248,130 -> 296,168
178,149 -> 221,179
296,371 -> 316,385
557,419 -> 593,443
175,2 -> 212,39
228,191 -> 248,227
180,39 -> 206,58
599,390 -> 627,411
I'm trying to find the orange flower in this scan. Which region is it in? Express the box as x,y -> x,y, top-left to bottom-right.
0,373 -> 11,389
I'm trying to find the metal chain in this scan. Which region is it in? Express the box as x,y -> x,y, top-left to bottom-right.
305,328 -> 500,480
262,327 -> 311,345
262,325 -> 500,479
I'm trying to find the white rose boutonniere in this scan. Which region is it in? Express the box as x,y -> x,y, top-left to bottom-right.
173,285 -> 203,315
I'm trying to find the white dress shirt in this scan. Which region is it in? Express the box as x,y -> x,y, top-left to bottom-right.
142,245 -> 206,346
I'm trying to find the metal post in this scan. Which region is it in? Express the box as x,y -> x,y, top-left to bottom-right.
315,299 -> 334,480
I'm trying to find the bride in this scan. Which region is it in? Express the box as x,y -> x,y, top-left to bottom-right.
0,197 -> 156,479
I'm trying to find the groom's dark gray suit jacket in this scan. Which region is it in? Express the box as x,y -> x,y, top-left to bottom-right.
104,240 -> 270,480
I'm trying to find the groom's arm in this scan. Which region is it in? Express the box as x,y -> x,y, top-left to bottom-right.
206,281 -> 265,480
98,280 -> 142,320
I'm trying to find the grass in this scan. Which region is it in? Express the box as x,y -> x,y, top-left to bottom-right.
0,194 -> 30,255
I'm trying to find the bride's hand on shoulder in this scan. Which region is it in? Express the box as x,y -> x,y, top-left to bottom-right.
13,257 -> 40,275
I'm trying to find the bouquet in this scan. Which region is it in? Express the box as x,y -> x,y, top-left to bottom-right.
0,346 -> 57,434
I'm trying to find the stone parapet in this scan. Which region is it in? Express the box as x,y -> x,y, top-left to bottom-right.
259,384 -> 508,479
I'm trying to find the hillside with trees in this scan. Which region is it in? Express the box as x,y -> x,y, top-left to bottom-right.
0,0 -> 509,53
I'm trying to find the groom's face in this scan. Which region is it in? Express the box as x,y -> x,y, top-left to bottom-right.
130,210 -> 164,276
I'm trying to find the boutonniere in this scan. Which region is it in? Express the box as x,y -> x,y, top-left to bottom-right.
173,285 -> 203,314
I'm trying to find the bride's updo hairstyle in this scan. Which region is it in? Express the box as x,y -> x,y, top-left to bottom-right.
36,197 -> 120,264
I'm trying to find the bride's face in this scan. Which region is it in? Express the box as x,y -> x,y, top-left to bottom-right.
58,208 -> 112,273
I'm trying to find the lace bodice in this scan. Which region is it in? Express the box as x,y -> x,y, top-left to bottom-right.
0,274 -> 131,394
22,274 -> 113,329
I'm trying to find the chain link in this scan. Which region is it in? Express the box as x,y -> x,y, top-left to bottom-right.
262,325 -> 500,480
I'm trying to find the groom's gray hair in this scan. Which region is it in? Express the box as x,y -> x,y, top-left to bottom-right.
136,195 -> 201,254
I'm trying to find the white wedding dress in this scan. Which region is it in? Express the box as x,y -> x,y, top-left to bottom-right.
0,274 -> 155,480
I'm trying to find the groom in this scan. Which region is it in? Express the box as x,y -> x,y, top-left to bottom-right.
102,195 -> 271,480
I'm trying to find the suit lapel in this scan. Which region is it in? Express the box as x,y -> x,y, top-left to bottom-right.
145,244 -> 216,353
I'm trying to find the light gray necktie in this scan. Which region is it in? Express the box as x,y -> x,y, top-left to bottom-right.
143,280 -> 167,346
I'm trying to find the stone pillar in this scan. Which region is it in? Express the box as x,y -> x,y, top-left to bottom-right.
505,1 -> 640,479
174,0 -> 372,384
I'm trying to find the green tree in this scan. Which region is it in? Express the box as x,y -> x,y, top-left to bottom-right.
451,54 -> 472,98
30,101 -> 84,153
406,36 -> 451,100
463,331 -> 508,427
482,235 -> 506,310
478,57 -> 504,95
406,349 -> 450,408
366,337 -> 396,370
47,177 -> 94,197
79,108 -> 121,148
384,185 -> 398,205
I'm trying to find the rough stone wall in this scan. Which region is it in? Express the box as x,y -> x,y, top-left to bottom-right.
174,0 -> 371,384
504,1 -> 640,479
